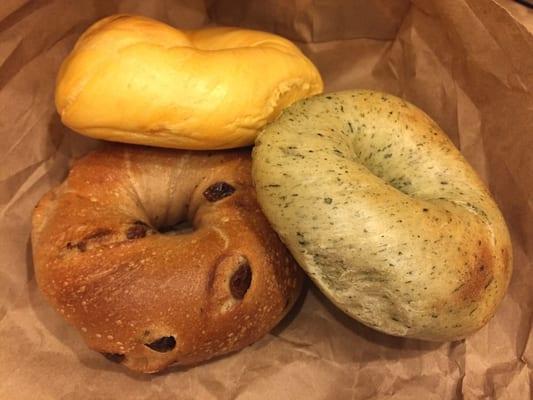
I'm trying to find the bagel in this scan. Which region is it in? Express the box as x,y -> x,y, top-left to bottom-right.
252,90 -> 512,341
55,15 -> 323,150
31,145 -> 303,373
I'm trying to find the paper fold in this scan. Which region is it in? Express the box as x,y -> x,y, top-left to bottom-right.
0,0 -> 531,398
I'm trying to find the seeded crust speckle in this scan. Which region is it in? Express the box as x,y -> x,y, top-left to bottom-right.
31,144 -> 303,373
252,90 -> 512,341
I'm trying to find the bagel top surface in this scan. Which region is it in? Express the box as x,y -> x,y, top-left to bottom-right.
55,15 -> 323,150
252,90 -> 512,341
31,145 -> 303,373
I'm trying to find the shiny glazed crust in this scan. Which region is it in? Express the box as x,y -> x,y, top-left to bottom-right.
55,15 -> 323,150
32,145 -> 303,373
252,90 -> 512,341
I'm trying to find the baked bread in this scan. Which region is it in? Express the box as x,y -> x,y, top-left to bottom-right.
55,14 -> 323,150
252,90 -> 512,341
32,145 -> 303,373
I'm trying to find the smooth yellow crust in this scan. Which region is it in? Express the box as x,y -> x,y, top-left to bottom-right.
55,15 -> 323,150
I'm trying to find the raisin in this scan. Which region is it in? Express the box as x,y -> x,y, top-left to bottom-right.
66,241 -> 86,252
203,182 -> 235,202
145,336 -> 176,352
126,223 -> 147,239
101,352 -> 125,363
230,261 -> 252,299
66,228 -> 112,252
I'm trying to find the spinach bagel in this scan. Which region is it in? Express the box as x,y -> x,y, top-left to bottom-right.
252,90 -> 512,341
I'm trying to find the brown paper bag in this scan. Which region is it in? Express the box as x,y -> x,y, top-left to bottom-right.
0,1 -> 531,398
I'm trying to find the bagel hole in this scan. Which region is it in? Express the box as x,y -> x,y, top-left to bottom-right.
158,220 -> 195,236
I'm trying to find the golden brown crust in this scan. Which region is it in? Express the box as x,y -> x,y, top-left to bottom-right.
55,15 -> 323,150
32,145 -> 303,373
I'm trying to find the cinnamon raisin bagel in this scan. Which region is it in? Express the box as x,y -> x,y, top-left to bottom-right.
31,145 -> 303,373
252,90 -> 512,341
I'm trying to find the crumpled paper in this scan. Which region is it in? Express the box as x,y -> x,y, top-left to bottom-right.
0,0 -> 531,399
